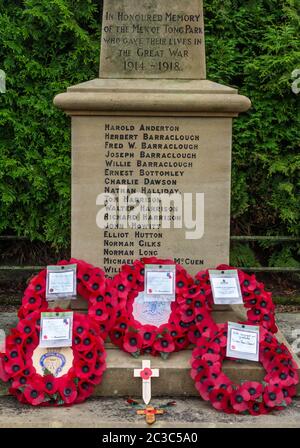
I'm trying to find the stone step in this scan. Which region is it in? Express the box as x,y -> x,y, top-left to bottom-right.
0,310 -> 299,397
1,395 -> 300,428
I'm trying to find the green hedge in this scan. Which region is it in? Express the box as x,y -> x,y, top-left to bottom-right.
0,0 -> 299,266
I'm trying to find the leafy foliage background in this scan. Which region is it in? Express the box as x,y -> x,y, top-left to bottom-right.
0,0 -> 299,267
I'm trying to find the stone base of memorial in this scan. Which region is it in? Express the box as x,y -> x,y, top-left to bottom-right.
54,79 -> 251,276
52,79 -> 300,398
0,308 -> 299,398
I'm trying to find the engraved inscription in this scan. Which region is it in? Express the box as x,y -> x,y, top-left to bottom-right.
100,0 -> 206,79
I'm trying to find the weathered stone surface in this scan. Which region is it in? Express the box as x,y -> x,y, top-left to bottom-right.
100,0 -> 206,79
54,79 -> 251,116
53,79 -> 251,277
0,396 -> 300,428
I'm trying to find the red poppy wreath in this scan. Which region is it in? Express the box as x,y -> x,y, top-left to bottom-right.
190,323 -> 298,415
194,264 -> 277,333
0,309 -> 107,406
108,257 -> 213,359
18,259 -> 118,340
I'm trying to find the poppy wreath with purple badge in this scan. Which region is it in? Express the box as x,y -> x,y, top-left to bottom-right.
108,257 -> 214,359
0,309 -> 107,406
18,258 -> 118,341
190,323 -> 298,415
194,264 -> 278,333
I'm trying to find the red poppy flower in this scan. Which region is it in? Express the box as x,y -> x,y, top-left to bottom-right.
86,372 -> 103,386
202,353 -> 221,372
25,272 -> 46,296
109,329 -> 124,348
212,332 -> 227,348
75,361 -> 95,380
140,367 -> 152,380
115,317 -> 130,333
58,380 -> 78,405
188,327 -> 204,345
209,388 -> 231,411
266,367 -> 298,387
153,334 -> 175,353
176,273 -> 192,294
24,383 -> 45,406
11,375 -> 30,389
75,333 -> 97,352
88,303 -> 109,322
16,319 -> 36,337
84,273 -> 106,294
0,356 -> 10,382
77,265 -> 94,283
174,333 -> 189,350
240,274 -> 257,292
5,357 -> 25,377
112,273 -> 132,299
9,387 -> 27,405
192,341 -> 212,359
142,345 -> 159,357
123,332 -> 143,354
248,401 -> 269,416
194,316 -> 217,339
191,359 -> 209,381
77,380 -> 94,403
180,305 -> 196,323
42,374 -> 59,394
23,331 -> 39,355
21,294 -> 43,313
263,385 -> 284,407
195,377 -> 216,401
247,307 -> 263,323
211,373 -> 233,392
120,265 -> 138,288
93,358 -> 106,377
139,326 -> 157,348
241,381 -> 263,400
230,387 -> 251,412
282,386 -> 297,405
131,260 -> 145,283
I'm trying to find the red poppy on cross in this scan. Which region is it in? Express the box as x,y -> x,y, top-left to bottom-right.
134,360 -> 159,405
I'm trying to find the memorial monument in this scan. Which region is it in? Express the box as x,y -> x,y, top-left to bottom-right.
53,1 -> 300,398
54,0 -> 251,277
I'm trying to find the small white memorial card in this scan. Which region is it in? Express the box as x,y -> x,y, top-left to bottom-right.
209,269 -> 243,305
144,264 -> 176,302
226,322 -> 260,362
39,312 -> 73,348
46,264 -> 77,300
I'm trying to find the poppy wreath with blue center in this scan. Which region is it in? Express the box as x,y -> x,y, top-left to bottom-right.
0,309 -> 107,406
194,264 -> 278,333
190,323 -> 298,415
108,257 -> 214,359
18,258 -> 118,341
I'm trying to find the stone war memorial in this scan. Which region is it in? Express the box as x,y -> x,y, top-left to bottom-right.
54,0 -> 251,276
53,0 -> 300,400
0,0 -> 299,428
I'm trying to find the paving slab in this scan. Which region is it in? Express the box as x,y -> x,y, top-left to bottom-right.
0,396 -> 300,428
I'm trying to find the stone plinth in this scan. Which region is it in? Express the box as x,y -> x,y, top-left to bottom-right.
54,79 -> 251,276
